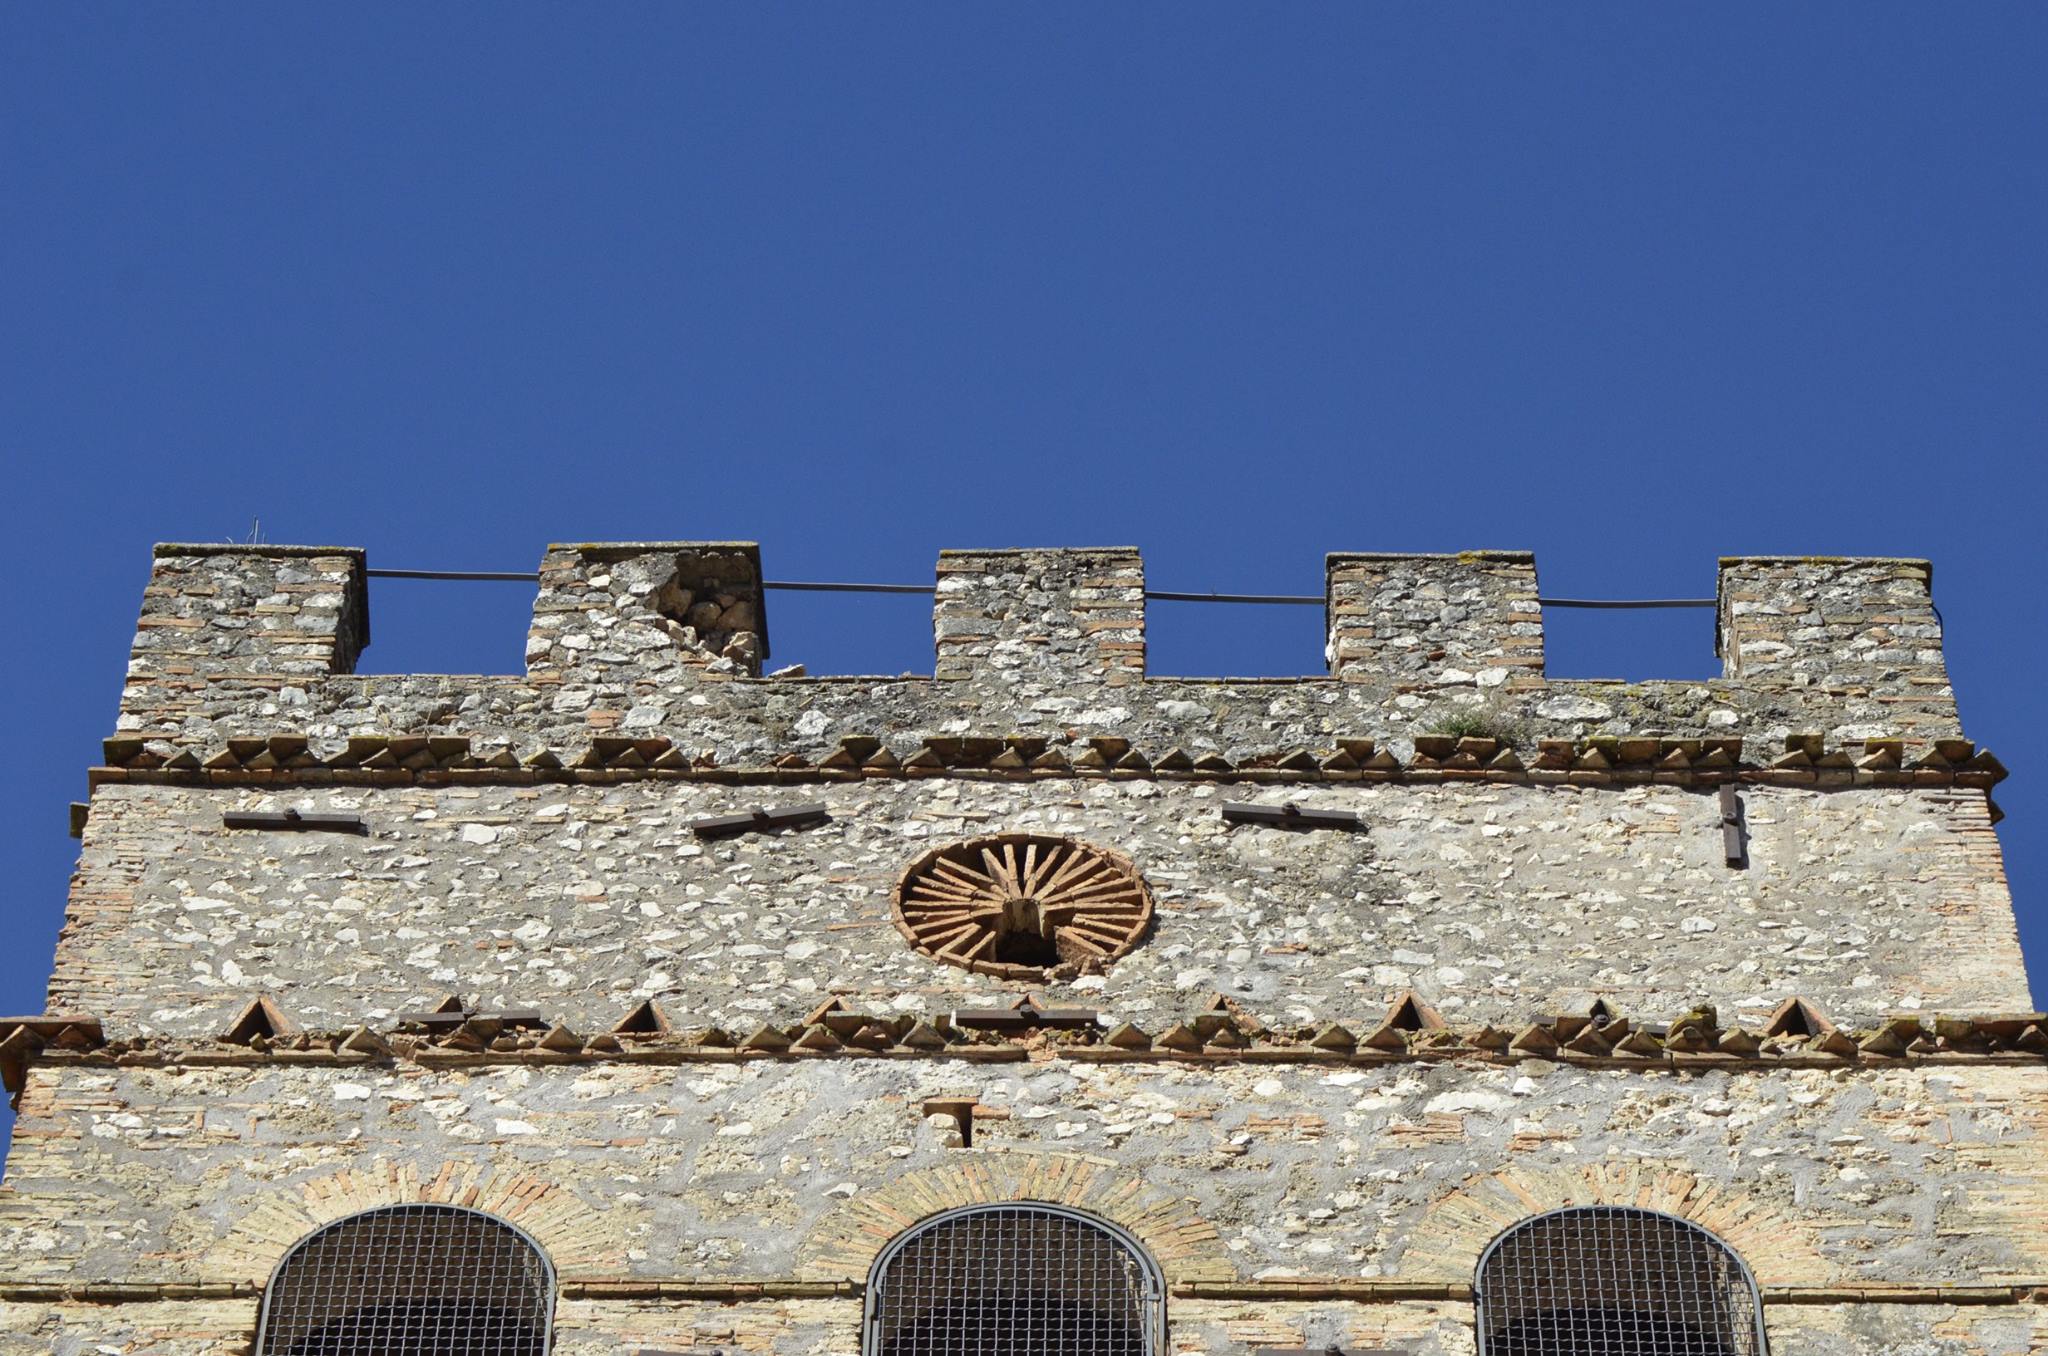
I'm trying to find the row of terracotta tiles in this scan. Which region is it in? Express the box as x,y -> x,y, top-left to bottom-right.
90,731 -> 2009,787
9,994 -> 2046,1095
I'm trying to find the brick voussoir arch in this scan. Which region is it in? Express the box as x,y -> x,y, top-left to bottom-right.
205,1159 -> 627,1285
798,1150 -> 1232,1286
1400,1162 -> 1823,1289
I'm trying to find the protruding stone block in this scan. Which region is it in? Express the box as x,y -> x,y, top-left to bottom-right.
526,542 -> 767,680
934,548 -> 1144,687
1717,557 -> 1946,689
120,544 -> 368,733
1324,551 -> 1542,684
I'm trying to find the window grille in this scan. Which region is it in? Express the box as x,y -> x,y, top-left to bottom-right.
864,1203 -> 1165,1356
1475,1206 -> 1767,1356
254,1204 -> 555,1356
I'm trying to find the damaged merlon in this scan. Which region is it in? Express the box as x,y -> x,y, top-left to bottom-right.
2,540 -> 2038,1356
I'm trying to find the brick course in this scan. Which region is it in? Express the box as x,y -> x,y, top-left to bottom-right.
2,541 -> 2039,1355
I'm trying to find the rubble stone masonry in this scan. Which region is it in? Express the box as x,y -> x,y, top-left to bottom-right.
48,780 -> 2023,1036
0,542 -> 2038,1355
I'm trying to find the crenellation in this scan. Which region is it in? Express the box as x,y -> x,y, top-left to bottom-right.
527,541 -> 769,681
120,544 -> 368,736
933,547 -> 1145,686
1718,556 -> 1948,690
6,539 -> 2040,1355
1324,551 -> 1544,685
103,544 -> 1979,767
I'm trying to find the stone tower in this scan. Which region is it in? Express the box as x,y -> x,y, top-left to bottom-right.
1,542 -> 2041,1355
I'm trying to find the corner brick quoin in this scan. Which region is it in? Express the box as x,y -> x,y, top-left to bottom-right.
1400,1162 -> 1825,1288
796,1150 -> 1232,1286
204,1159 -> 624,1284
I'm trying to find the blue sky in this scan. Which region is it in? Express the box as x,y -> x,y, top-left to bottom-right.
3,7 -> 2044,1148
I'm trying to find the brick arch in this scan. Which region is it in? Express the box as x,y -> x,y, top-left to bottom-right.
798,1150 -> 1233,1285
205,1159 -> 627,1285
1398,1162 -> 1823,1288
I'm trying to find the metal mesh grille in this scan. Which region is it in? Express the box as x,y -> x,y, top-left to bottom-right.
1476,1206 -> 1766,1356
255,1204 -> 554,1356
866,1204 -> 1162,1356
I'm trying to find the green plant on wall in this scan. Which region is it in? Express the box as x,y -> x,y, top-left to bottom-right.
1422,707 -> 1528,747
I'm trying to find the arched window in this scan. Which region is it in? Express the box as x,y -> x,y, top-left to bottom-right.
1476,1206 -> 1767,1356
254,1204 -> 555,1356
864,1203 -> 1164,1356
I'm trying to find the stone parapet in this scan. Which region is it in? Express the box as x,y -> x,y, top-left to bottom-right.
933,547 -> 1145,687
120,545 -> 368,736
1325,551 -> 1543,685
89,668 -> 1975,767
526,542 -> 767,680
94,543 -> 1978,756
1718,556 -> 1947,691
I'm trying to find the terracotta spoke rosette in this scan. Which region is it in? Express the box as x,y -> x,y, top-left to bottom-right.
892,832 -> 1154,979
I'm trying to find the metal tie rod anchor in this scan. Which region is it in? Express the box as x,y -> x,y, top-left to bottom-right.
951,998 -> 1099,1030
1221,802 -> 1362,831
222,809 -> 367,834
1719,785 -> 1749,868
395,1008 -> 546,1029
688,803 -> 831,839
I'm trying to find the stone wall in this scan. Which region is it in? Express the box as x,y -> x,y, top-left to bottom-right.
1,1298 -> 258,1356
48,779 -> 2025,1036
4,1059 -> 2046,1351
933,548 -> 1145,687
6,1059 -> 2047,1288
106,544 -> 1970,756
527,541 -> 768,681
1719,556 -> 1948,689
1325,551 -> 1543,686
121,545 -> 368,733
8,540 -> 2034,1356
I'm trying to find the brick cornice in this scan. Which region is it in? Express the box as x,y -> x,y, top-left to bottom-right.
86,729 -> 2007,792
11,1003 -> 2048,1099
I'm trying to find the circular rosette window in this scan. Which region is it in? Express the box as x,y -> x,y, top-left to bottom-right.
892,833 -> 1155,979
